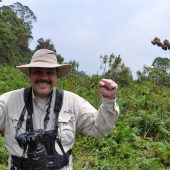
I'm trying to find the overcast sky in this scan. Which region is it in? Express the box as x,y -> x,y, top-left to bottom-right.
1,0 -> 170,77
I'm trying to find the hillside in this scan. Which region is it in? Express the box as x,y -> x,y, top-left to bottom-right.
0,66 -> 169,170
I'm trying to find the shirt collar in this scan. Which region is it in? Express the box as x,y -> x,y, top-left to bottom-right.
32,87 -> 56,102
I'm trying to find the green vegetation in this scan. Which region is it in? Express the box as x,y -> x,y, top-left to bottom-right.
0,65 -> 170,169
0,2 -> 169,169
0,2 -> 36,65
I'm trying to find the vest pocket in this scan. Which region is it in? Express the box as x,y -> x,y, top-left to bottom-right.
58,112 -> 75,146
9,114 -> 26,134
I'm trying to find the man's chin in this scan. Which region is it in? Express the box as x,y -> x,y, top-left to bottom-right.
36,89 -> 52,97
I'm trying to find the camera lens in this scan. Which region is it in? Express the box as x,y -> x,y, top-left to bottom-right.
27,143 -> 48,170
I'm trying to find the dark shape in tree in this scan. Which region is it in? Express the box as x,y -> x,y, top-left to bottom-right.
151,37 -> 170,50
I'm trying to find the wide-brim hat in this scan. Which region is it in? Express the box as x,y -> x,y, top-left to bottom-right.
17,49 -> 72,78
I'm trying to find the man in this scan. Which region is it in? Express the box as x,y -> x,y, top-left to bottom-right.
0,49 -> 119,170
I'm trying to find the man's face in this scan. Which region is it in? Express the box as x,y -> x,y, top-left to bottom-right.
29,67 -> 57,98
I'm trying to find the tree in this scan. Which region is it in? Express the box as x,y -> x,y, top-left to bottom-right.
137,57 -> 170,86
0,3 -> 36,65
35,38 -> 56,52
69,60 -> 79,72
10,2 -> 37,36
152,57 -> 170,73
100,53 -> 133,86
35,38 -> 64,64
100,54 -> 108,74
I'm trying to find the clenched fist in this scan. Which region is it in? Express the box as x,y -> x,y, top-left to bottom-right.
98,79 -> 118,100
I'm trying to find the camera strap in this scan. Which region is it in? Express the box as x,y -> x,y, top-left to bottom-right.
53,89 -> 71,166
24,87 -> 34,132
15,87 -> 33,137
53,88 -> 63,132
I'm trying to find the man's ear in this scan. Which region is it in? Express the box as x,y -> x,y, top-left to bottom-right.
56,68 -> 59,78
27,68 -> 31,83
29,68 -> 31,76
28,76 -> 32,84
0,130 -> 4,137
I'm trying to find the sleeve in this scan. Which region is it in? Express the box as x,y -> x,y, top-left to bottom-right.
76,95 -> 120,137
0,94 -> 7,133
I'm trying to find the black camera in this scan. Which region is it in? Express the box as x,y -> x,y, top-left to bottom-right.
15,129 -> 48,170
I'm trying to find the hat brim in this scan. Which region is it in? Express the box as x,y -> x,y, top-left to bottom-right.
17,62 -> 72,78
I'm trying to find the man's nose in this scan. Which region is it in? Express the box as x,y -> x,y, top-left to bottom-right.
40,72 -> 49,78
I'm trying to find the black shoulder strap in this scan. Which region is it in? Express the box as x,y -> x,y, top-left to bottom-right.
24,87 -> 34,132
53,88 -> 64,131
54,89 -> 70,165
15,87 -> 33,147
24,87 -> 33,113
